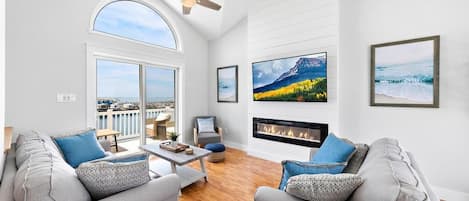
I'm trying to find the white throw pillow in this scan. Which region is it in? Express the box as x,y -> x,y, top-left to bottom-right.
286,174 -> 363,201
197,118 -> 215,133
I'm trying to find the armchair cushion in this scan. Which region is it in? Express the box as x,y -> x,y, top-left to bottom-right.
197,132 -> 221,145
196,117 -> 216,133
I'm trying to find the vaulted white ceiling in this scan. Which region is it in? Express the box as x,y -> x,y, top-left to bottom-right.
162,0 -> 247,40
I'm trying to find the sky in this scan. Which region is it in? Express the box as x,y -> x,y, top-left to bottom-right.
94,1 -> 176,100
375,40 -> 434,66
252,53 -> 326,89
94,0 -> 176,49
97,59 -> 175,99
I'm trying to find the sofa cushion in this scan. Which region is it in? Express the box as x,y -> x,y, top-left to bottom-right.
15,131 -> 63,168
286,174 -> 363,201
13,132 -> 91,201
349,138 -> 428,201
312,133 -> 356,164
54,130 -> 106,168
343,143 -> 369,174
76,153 -> 151,200
279,160 -> 346,191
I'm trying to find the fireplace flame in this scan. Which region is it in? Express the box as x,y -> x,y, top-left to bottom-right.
258,123 -> 319,142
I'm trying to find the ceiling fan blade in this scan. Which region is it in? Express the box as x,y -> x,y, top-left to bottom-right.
183,5 -> 192,15
197,0 -> 221,11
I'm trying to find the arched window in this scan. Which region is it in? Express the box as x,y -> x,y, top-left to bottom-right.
93,1 -> 177,49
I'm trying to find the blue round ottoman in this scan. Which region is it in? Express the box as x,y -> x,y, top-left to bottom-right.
205,143 -> 225,162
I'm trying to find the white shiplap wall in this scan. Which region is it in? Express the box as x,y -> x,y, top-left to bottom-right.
247,0 -> 339,162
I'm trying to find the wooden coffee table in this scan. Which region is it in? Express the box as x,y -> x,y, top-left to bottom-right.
140,143 -> 212,188
97,129 -> 120,152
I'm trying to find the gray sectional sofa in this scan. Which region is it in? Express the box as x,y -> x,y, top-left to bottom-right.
255,138 -> 440,201
0,131 -> 180,201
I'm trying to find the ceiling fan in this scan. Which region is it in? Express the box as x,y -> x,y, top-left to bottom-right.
181,0 -> 222,15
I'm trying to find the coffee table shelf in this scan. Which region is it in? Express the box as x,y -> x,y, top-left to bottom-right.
150,160 -> 207,188
140,143 -> 212,190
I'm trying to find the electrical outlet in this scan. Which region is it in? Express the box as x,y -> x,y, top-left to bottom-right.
57,93 -> 77,103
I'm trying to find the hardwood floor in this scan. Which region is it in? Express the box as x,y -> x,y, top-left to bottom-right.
172,147 -> 282,201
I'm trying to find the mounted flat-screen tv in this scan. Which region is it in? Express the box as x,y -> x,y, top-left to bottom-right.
252,52 -> 327,102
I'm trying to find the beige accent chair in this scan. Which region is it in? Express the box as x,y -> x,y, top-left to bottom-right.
193,116 -> 223,147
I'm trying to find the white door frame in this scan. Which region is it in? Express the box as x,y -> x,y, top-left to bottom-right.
86,43 -> 184,145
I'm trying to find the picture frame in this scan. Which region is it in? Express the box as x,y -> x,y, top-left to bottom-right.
370,36 -> 440,108
252,52 -> 327,102
217,65 -> 238,103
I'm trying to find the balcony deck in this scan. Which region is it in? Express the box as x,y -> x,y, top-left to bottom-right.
115,137 -> 161,155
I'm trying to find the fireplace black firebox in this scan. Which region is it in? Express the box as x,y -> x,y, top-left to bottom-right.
253,118 -> 328,148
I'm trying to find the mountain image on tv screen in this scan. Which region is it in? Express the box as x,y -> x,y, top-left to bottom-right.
252,52 -> 327,102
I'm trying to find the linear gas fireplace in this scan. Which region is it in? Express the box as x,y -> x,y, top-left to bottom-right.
253,118 -> 328,148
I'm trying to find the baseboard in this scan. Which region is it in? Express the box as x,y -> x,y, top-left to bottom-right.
433,186 -> 469,201
223,140 -> 247,151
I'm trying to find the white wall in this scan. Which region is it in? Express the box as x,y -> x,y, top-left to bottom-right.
247,0 -> 339,162
5,0 -> 208,143
339,0 -> 469,197
208,18 -> 248,149
0,0 -> 5,179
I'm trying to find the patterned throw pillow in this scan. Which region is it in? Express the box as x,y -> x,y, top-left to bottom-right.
286,174 -> 364,201
279,160 -> 346,191
76,153 -> 151,200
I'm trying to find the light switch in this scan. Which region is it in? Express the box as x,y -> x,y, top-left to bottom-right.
57,93 -> 77,103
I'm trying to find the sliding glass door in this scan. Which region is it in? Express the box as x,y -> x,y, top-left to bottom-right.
145,67 -> 176,141
96,59 -> 177,149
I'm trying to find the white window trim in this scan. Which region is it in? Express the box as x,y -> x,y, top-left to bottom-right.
89,0 -> 183,52
86,43 -> 185,141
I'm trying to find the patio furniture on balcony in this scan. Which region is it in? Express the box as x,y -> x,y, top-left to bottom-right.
97,108 -> 175,140
97,129 -> 120,152
146,113 -> 174,140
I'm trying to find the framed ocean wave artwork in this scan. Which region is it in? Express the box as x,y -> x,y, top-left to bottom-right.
217,65 -> 238,103
370,36 -> 440,108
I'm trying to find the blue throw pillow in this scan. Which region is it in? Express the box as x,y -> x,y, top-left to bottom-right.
279,160 -> 346,190
54,130 -> 106,168
311,133 -> 356,164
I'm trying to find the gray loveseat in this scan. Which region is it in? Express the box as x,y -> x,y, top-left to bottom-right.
255,138 -> 440,201
0,131 -> 180,201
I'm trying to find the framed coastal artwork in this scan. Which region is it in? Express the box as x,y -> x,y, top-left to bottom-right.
252,52 -> 327,102
370,36 -> 440,108
217,65 -> 238,102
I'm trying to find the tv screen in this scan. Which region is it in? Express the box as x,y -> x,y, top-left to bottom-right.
252,52 -> 327,102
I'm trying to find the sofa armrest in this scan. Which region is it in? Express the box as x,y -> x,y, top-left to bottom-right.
99,174 -> 180,201
255,187 -> 303,201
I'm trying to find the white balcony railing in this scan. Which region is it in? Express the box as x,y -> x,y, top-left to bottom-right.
97,108 -> 174,139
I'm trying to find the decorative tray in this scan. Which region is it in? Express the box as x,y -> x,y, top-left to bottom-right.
159,141 -> 190,153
